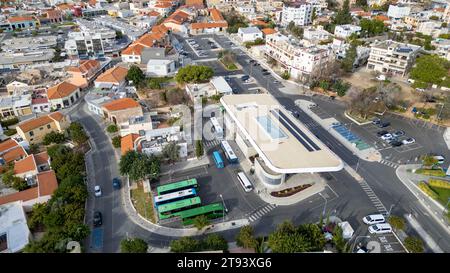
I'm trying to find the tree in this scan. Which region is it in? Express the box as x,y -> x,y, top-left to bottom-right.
355,0 -> 368,8
203,234 -> 228,251
332,225 -> 349,253
43,131 -> 66,145
311,8 -> 317,22
332,79 -> 350,97
281,71 -> 290,80
421,154 -> 439,168
112,136 -> 121,148
297,224 -> 326,251
28,203 -> 49,230
68,122 -> 88,145
195,140 -> 204,158
236,225 -> 259,250
404,236 -> 424,253
410,55 -> 450,88
106,124 -> 118,133
193,215 -> 210,230
341,43 -> 357,73
119,151 -> 160,181
126,65 -> 145,87
359,19 -> 386,37
170,237 -> 202,253
347,87 -> 380,119
175,65 -> 214,84
115,30 -> 123,39
162,142 -> 180,163
287,21 -> 304,39
2,169 -> 29,191
120,238 -> 148,253
388,215 -> 406,231
267,221 -> 313,253
438,94 -> 450,121
333,0 -> 352,25
119,150 -> 141,176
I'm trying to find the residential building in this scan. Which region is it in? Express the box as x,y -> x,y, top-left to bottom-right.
333,39 -> 370,68
1,36 -> 57,54
102,98 -> 143,124
31,97 -> 51,113
6,16 -> 38,31
94,66 -> 129,90
153,2 -> 172,16
0,95 -> 32,119
121,133 -> 141,155
238,27 -> 264,43
0,202 -> 31,253
387,5 -> 411,19
142,47 -> 182,76
303,26 -> 332,42
121,30 -> 168,64
6,81 -> 29,96
134,126 -> 188,158
93,16 -> 147,41
417,21 -> 449,38
280,1 -> 313,27
66,60 -> 102,88
119,113 -> 154,136
162,9 -> 190,33
189,8 -> 228,35
0,138 -> 27,168
47,81 -> 81,110
64,31 -> 106,59
16,112 -> 69,144
367,40 -> 421,77
185,76 -> 232,100
334,24 -> 361,39
431,38 -> 450,61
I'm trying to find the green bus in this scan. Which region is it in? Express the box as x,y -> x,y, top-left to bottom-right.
156,178 -> 198,195
158,196 -> 202,216
158,203 -> 225,224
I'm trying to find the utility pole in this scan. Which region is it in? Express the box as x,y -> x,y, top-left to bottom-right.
318,192 -> 327,217
387,204 -> 395,218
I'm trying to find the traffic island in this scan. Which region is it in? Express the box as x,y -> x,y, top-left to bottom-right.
270,184 -> 313,197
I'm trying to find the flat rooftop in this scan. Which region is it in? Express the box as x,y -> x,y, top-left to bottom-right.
221,94 -> 343,173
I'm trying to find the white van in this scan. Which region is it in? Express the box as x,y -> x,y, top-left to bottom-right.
368,223 -> 392,234
363,214 -> 385,225
237,172 -> 253,192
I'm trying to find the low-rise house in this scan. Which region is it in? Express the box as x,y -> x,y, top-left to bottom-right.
387,4 -> 411,19
6,81 -> 28,96
0,95 -> 32,119
66,60 -> 101,88
94,66 -> 129,90
137,126 -> 188,158
163,9 -> 190,34
47,81 -> 81,110
0,138 -> 28,168
31,97 -> 51,113
141,47 -> 182,77
0,201 -> 31,253
121,133 -> 141,155
261,28 -> 278,37
119,113 -> 154,136
16,112 -> 69,145
102,98 -> 143,124
185,76 -> 232,100
334,24 -> 361,39
431,38 -> 450,61
189,8 -> 228,35
6,16 -> 38,31
238,27 -> 264,43
417,21 -> 449,38
303,26 -> 332,42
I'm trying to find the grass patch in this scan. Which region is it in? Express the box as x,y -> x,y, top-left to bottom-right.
429,185 -> 450,208
130,182 -> 156,223
345,111 -> 371,123
414,107 -> 437,120
219,59 -> 238,71
415,168 -> 446,177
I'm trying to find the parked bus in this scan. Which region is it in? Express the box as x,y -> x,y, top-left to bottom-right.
210,117 -> 223,140
178,203 -> 225,225
220,140 -> 238,163
212,151 -> 224,168
154,188 -> 197,207
156,178 -> 198,195
158,196 -> 202,217
237,172 -> 253,192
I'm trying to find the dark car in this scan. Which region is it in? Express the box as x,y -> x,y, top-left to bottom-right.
329,96 -> 336,100
93,211 -> 102,227
392,130 -> 405,137
261,68 -> 268,72
378,121 -> 390,128
224,76 -> 231,81
262,71 -> 271,75
241,75 -> 250,81
377,130 -> 389,137
372,118 -> 381,125
248,59 -> 255,63
253,62 -> 260,66
232,88 -> 238,94
112,177 -> 121,190
390,140 -> 403,147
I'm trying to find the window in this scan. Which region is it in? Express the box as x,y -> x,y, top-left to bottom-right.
29,131 -> 34,136
47,124 -> 51,129
40,127 -> 43,130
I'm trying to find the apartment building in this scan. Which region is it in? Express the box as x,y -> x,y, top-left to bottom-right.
0,95 -> 32,119
367,40 -> 421,77
65,32 -> 106,59
16,112 -> 69,144
265,33 -> 333,81
281,1 -> 313,27
334,24 -> 362,39
387,5 -> 411,19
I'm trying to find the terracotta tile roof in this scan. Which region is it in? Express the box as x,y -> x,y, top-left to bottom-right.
31,97 -> 49,104
122,43 -> 146,56
67,60 -> 100,74
148,11 -> 160,17
7,16 -> 34,23
14,155 -> 37,175
46,9 -> 62,19
95,66 -> 128,84
1,146 -> 27,164
56,3 -> 73,10
152,24 -> 169,34
155,2 -> 172,8
47,81 -> 79,100
191,22 -> 228,29
186,0 -> 203,6
252,20 -> 268,26
262,28 -> 277,35
0,187 -> 39,206
37,170 -> 58,196
357,11 -> 371,17
103,98 -> 140,112
209,8 -> 225,22
375,15 -> 389,21
34,151 -> 49,166
0,138 -> 19,153
164,9 -> 189,25
17,112 -> 64,133
121,133 -> 139,155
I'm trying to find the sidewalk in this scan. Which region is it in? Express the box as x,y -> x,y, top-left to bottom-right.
405,213 -> 444,253
396,165 -> 450,234
295,99 -> 381,162
444,128 -> 450,150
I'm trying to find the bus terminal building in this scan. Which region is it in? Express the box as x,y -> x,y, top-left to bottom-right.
220,94 -> 344,188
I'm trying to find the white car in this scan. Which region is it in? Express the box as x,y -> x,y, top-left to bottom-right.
368,223 -> 392,234
308,103 -> 318,108
363,214 -> 386,225
192,44 -> 200,48
94,185 -> 102,197
402,138 -> 415,145
381,133 -> 393,141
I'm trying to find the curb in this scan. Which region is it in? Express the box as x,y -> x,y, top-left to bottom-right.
344,111 -> 372,126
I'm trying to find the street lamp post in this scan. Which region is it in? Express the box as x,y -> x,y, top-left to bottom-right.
318,192 -> 327,217
387,204 -> 395,218
219,194 -> 228,222
351,236 -> 371,252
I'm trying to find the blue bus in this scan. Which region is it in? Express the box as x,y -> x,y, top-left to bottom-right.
212,151 -> 224,168
220,140 -> 238,164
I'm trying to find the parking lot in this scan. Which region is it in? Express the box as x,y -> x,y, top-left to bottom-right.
356,233 -> 406,253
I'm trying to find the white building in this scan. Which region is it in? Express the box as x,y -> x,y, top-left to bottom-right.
303,26 -> 332,42
0,201 -> 31,253
141,47 -> 182,77
138,126 -> 188,158
387,5 -> 411,19
119,113 -> 154,136
367,40 -> 421,77
185,76 -> 233,100
237,5 -> 256,15
417,21 -> 449,38
238,27 -> 264,43
431,38 -> 450,61
281,1 -> 313,27
65,32 -> 106,59
334,24 -> 362,39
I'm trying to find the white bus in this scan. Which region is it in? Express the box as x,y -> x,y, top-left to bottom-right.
154,188 -> 197,207
237,172 -> 253,192
210,117 -> 223,140
221,140 -> 238,163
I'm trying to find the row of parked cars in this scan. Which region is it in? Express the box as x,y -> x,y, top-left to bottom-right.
363,214 -> 392,234
92,178 -> 122,227
373,118 -> 415,147
186,39 -> 208,57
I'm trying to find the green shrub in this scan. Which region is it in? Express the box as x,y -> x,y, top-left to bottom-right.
112,136 -> 121,148
106,124 -> 118,133
415,169 -> 446,177
4,129 -> 17,136
388,215 -> 406,231
404,236 -> 424,253
418,181 -> 439,199
1,117 -> 19,127
428,179 -> 450,189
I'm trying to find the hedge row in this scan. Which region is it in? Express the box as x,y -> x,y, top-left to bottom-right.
415,168 -> 447,177
428,179 -> 450,189
418,181 -> 439,200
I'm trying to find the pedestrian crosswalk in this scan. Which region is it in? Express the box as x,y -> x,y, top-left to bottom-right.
247,204 -> 277,222
358,180 -> 388,215
203,139 -> 221,149
379,159 -> 399,169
